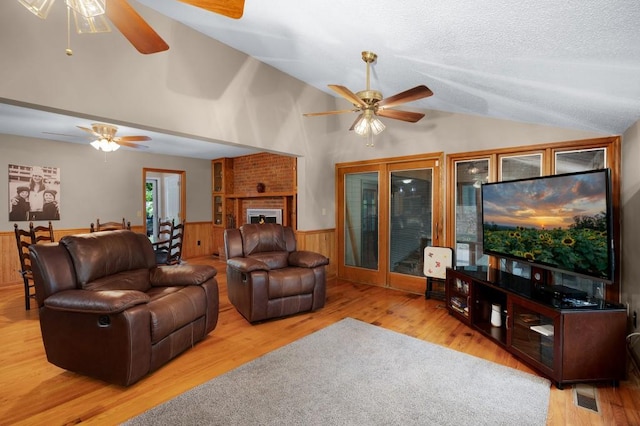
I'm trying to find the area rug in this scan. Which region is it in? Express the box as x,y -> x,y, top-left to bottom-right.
124,318 -> 550,425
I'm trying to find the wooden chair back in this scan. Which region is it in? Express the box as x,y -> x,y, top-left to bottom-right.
31,221 -> 55,244
166,221 -> 185,265
14,221 -> 56,310
90,218 -> 131,232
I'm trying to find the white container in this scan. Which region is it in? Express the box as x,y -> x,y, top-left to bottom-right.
491,304 -> 502,327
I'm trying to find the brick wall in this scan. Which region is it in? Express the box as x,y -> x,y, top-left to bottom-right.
230,153 -> 296,226
232,152 -> 296,193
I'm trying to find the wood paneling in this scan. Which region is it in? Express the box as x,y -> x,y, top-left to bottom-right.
0,256 -> 637,425
1,227 -> 89,286
0,224 -> 333,287
296,228 -> 336,279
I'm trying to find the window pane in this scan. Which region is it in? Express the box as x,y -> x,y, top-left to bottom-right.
389,168 -> 432,276
454,160 -> 488,267
500,154 -> 542,181
344,172 -> 378,269
555,148 -> 606,174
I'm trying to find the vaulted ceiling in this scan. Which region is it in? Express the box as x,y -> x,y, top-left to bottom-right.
2,0 -> 639,158
139,0 -> 640,134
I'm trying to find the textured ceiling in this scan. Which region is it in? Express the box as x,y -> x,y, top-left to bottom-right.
138,0 -> 640,135
2,1 -> 639,159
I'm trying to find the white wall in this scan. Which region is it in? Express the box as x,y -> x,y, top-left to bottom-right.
1,135 -> 211,229
622,120 -> 640,330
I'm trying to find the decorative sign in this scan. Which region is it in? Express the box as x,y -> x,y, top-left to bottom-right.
8,164 -> 61,221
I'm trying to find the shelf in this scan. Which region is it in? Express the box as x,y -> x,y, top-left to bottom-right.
530,324 -> 555,337
225,192 -> 296,199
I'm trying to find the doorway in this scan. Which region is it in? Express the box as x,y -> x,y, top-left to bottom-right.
143,168 -> 186,238
337,155 -> 443,294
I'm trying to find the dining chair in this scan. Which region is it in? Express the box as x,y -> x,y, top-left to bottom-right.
14,221 -> 56,310
14,224 -> 35,310
153,219 -> 174,264
166,221 -> 185,265
90,218 -> 131,232
31,221 -> 55,244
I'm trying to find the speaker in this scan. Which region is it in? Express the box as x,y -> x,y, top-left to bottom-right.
531,267 -> 547,286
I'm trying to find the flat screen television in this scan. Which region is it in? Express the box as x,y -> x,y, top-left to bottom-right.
481,168 -> 614,282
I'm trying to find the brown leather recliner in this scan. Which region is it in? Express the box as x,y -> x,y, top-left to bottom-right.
29,230 -> 219,386
224,223 -> 329,323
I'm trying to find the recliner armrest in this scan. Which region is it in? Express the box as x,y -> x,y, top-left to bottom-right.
288,251 -> 329,268
44,289 -> 150,314
227,257 -> 270,272
150,264 -> 217,287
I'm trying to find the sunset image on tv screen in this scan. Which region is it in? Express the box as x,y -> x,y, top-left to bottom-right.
482,170 -> 610,279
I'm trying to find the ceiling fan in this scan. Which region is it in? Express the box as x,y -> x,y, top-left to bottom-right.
78,123 -> 151,152
304,51 -> 433,143
17,0 -> 246,54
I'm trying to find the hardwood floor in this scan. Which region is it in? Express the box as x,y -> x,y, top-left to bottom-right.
0,256 -> 638,425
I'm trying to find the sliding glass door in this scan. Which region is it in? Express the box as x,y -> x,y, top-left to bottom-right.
337,155 -> 442,293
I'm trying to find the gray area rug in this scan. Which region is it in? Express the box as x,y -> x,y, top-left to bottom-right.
124,318 -> 550,425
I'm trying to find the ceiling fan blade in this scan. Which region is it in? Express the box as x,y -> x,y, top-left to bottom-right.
349,113 -> 364,131
106,0 -> 170,54
118,141 -> 149,149
77,126 -> 101,138
303,109 -> 357,117
43,131 -> 84,138
377,85 -> 433,109
178,0 -> 245,19
376,109 -> 425,123
329,85 -> 367,108
115,135 -> 152,142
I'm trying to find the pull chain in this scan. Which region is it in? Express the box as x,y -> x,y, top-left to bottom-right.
66,6 -> 73,56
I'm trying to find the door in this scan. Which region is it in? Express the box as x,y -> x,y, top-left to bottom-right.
388,160 -> 441,293
337,156 -> 442,293
338,165 -> 386,286
143,168 -> 186,238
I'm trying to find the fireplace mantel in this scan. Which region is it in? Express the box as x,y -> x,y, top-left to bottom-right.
225,192 -> 296,229
225,191 -> 295,199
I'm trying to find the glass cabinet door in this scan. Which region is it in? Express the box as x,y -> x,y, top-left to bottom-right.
213,195 -> 223,225
509,298 -> 559,374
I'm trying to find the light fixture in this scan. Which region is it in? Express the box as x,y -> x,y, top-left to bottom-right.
72,11 -> 110,33
90,138 -> 120,152
353,110 -> 386,137
17,0 -> 56,18
65,0 -> 105,18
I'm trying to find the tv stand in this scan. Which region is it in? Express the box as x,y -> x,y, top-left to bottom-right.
446,267 -> 626,388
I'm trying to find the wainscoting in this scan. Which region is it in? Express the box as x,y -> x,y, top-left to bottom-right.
0,223 -> 336,287
295,228 -> 336,279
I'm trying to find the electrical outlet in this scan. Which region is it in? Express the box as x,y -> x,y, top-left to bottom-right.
197,240 -> 201,246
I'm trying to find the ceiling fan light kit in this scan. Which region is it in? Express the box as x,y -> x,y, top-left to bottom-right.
17,0 -> 55,18
90,138 -> 120,152
72,10 -> 110,34
16,0 -> 246,55
79,122 -> 151,152
65,0 -> 105,18
303,51 -> 433,146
